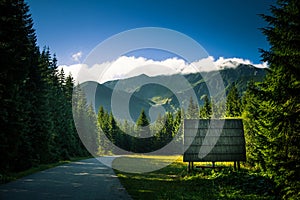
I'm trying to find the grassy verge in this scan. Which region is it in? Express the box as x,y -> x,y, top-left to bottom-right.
0,156 -> 92,184
113,155 -> 278,200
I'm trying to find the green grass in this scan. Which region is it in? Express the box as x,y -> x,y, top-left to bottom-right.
113,156 -> 278,200
151,96 -> 170,105
0,156 -> 91,184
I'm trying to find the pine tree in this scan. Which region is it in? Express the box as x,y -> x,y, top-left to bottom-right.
243,81 -> 266,168
164,112 -> 174,141
136,109 -> 150,138
0,0 -> 40,172
211,98 -> 225,118
120,119 -> 133,152
158,112 -> 174,146
152,113 -> 166,149
245,0 -> 300,198
172,110 -> 183,153
86,104 -> 99,155
135,109 -> 151,152
97,106 -> 111,142
226,83 -> 242,117
72,84 -> 92,157
64,74 -> 80,157
199,95 -> 212,119
152,113 -> 164,135
186,96 -> 198,119
96,106 -> 105,153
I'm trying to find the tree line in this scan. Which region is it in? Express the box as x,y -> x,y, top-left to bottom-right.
96,107 -> 182,154
76,82 -> 242,155
0,0 -> 89,178
186,82 -> 243,119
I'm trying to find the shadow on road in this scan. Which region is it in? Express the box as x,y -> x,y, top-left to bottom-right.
0,158 -> 131,200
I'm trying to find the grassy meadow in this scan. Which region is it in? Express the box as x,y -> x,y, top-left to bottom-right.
113,155 -> 278,200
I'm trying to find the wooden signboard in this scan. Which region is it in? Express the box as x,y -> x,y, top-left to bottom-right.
183,119 -> 246,171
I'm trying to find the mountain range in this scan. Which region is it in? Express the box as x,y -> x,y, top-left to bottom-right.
80,61 -> 266,121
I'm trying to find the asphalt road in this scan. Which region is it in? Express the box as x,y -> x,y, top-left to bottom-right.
0,158 -> 131,200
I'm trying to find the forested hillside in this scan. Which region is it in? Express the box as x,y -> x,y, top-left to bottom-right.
88,64 -> 266,121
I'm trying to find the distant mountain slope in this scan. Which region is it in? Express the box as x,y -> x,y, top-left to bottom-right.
81,63 -> 266,121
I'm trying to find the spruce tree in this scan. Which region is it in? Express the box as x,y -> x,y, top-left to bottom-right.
186,96 -> 198,119
226,83 -> 242,117
97,106 -> 110,154
199,95 -> 212,119
0,0 -> 39,172
136,109 -> 150,138
86,104 -> 99,155
152,113 -> 166,149
211,98 -> 225,118
120,119 -> 132,152
245,0 -> 300,198
173,110 -> 183,149
135,109 -> 151,152
72,84 -> 92,157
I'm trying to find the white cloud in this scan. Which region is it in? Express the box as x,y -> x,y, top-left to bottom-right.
215,57 -> 252,66
72,51 -> 82,62
187,56 -> 216,73
214,57 -> 268,69
58,64 -> 83,82
59,56 -> 268,84
254,61 -> 268,68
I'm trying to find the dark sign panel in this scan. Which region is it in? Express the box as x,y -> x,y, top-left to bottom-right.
183,119 -> 246,162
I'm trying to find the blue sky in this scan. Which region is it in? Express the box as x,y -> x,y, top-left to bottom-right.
26,0 -> 275,65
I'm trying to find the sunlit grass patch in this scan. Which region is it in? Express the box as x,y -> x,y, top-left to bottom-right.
112,154 -> 182,174
113,155 -> 277,200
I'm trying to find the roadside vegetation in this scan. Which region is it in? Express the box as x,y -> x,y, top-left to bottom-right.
113,155 -> 278,200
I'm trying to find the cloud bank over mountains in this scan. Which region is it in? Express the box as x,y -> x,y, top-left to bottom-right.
58,56 -> 267,84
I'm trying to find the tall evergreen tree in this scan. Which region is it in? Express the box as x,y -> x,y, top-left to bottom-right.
164,112 -> 174,141
86,104 -> 100,155
186,96 -> 198,119
135,109 -> 151,152
199,95 -> 212,119
226,83 -> 242,117
64,74 -> 82,157
136,109 -> 150,138
245,0 -> 300,198
156,112 -> 174,148
0,0 -> 40,172
72,84 -> 92,157
120,119 -> 133,152
161,111 -> 182,154
172,110 -> 183,149
152,113 -> 166,149
211,98 -> 225,118
96,106 -> 110,154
